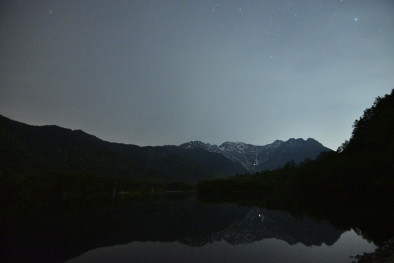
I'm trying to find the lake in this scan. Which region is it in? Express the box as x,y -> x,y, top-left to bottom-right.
0,195 -> 376,263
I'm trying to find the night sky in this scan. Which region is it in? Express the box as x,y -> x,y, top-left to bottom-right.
1,0 -> 394,149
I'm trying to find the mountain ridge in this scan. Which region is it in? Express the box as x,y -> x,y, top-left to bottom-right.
0,114 -> 246,183
180,138 -> 331,172
0,114 -> 331,183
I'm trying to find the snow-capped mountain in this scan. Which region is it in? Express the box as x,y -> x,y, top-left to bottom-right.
180,138 -> 331,172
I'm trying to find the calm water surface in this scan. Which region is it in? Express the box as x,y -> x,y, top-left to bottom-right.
66,230 -> 373,263
1,196 -> 376,263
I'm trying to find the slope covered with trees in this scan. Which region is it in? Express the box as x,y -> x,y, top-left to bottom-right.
0,115 -> 246,195
199,89 -> 394,199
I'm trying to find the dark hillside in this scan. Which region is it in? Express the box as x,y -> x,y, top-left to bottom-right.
199,89 -> 394,197
339,91 -> 394,177
0,115 -> 246,187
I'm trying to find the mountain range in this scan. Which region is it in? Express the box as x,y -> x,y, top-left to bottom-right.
0,115 -> 244,183
0,115 -> 330,182
180,139 -> 331,172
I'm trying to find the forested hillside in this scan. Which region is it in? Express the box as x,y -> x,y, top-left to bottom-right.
199,89 -> 394,199
0,115 -> 246,194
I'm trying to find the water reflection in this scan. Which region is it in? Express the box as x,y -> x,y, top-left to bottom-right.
67,231 -> 373,263
0,196 -> 376,263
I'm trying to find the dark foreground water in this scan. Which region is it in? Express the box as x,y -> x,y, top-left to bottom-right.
0,195 -> 376,263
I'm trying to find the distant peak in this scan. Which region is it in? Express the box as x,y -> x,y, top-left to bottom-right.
183,140 -> 203,143
220,141 -> 245,146
306,138 -> 324,147
271,140 -> 284,145
181,140 -> 206,145
180,141 -> 213,149
286,138 -> 305,142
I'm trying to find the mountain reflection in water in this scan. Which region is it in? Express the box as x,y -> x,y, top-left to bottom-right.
0,196 -> 375,263
66,231 -> 372,263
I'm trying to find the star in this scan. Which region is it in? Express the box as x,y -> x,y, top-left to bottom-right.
354,17 -> 358,22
